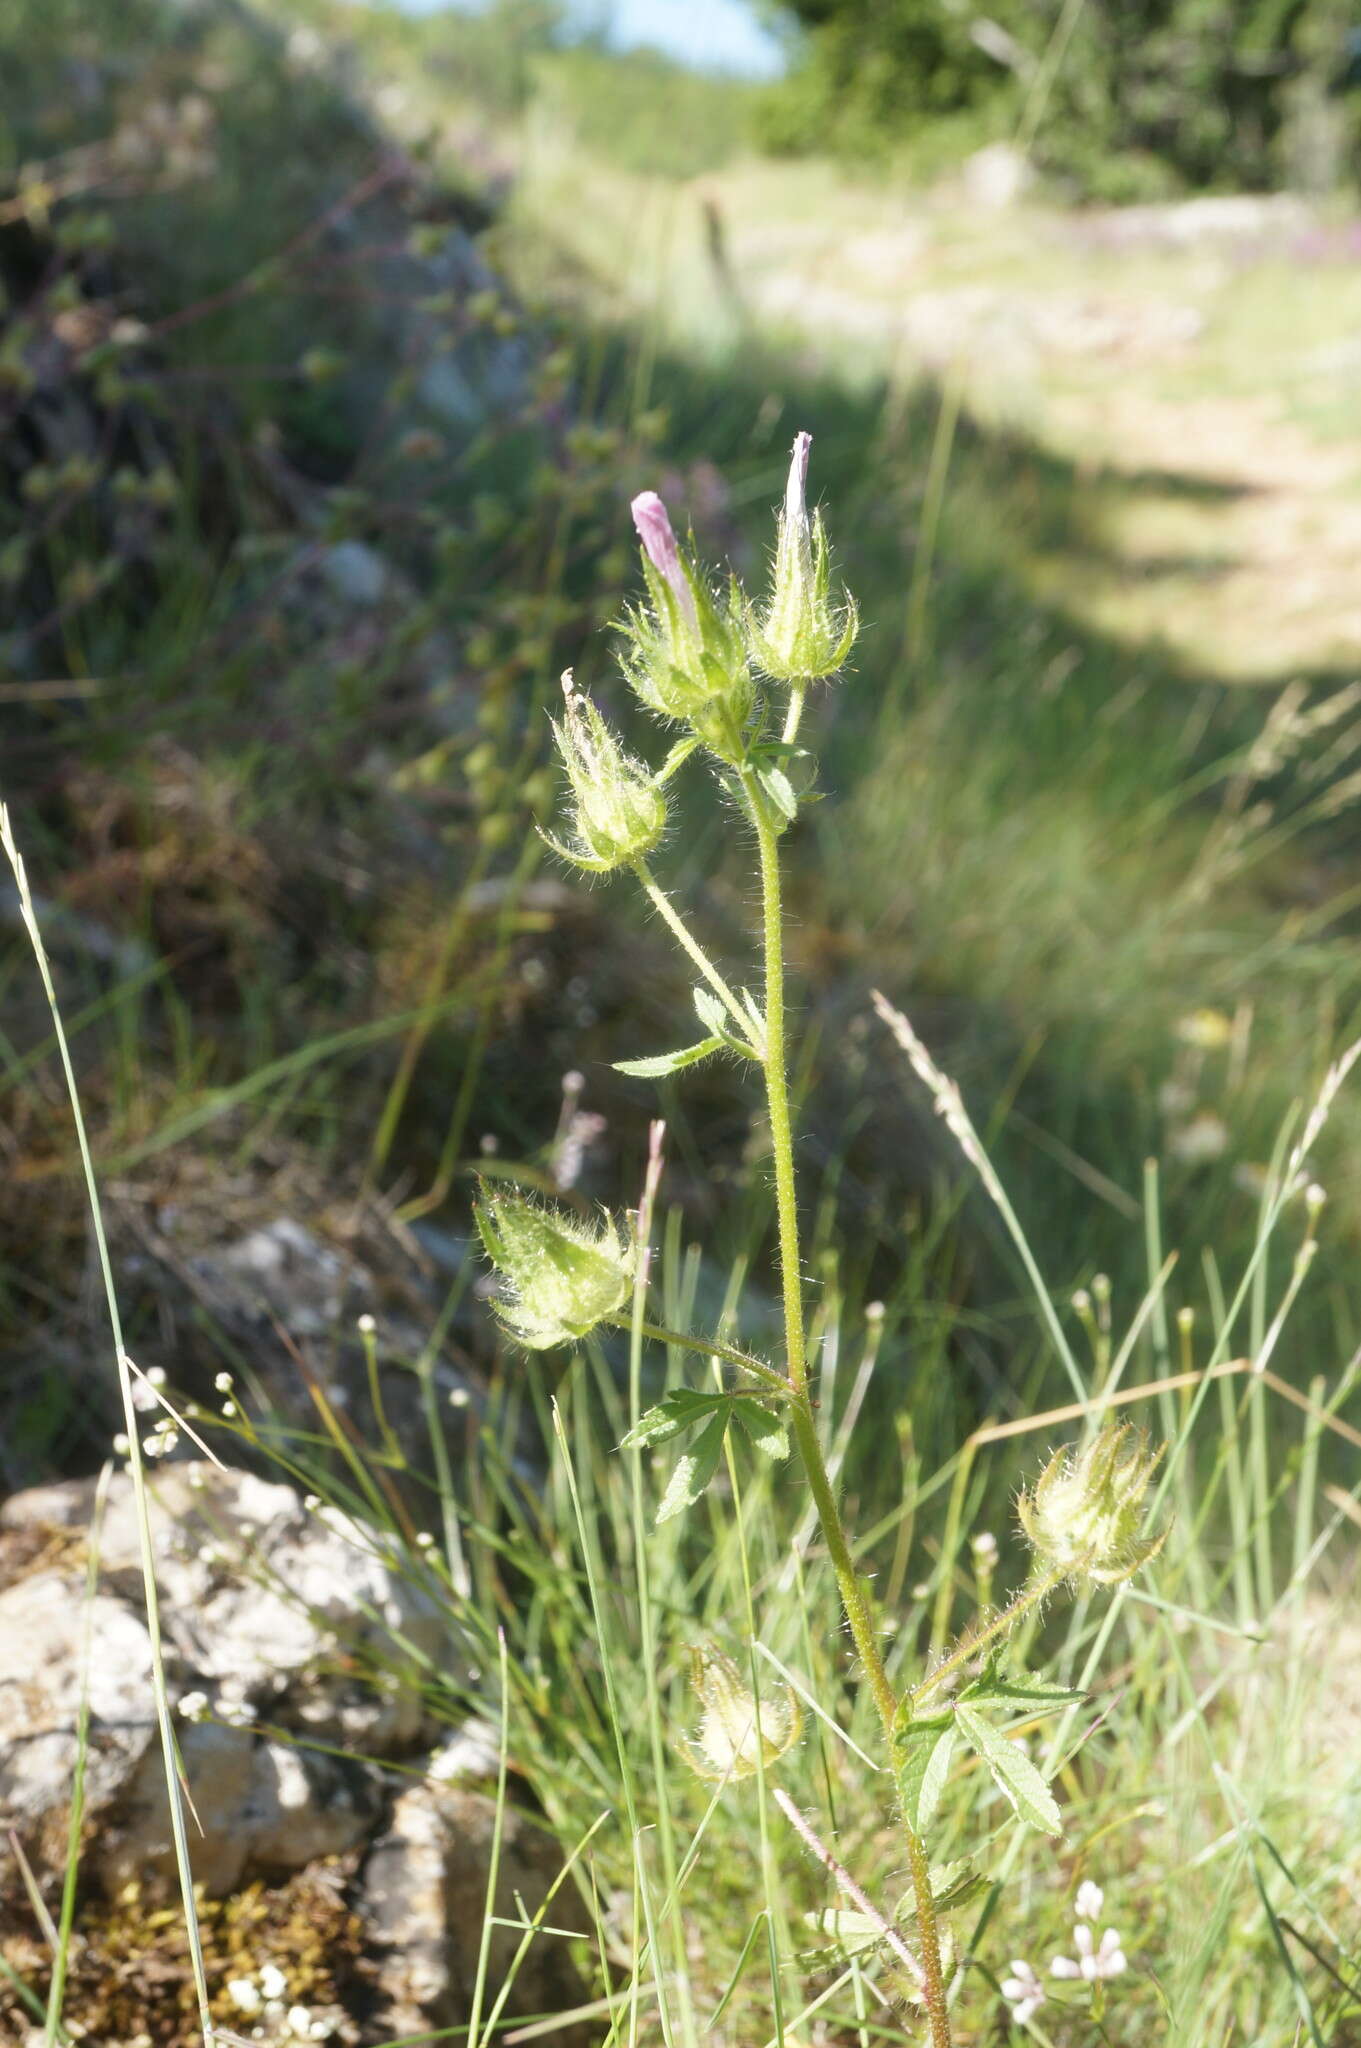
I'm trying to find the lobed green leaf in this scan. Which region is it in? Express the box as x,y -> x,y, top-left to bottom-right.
615,1036 -> 726,1078
893,1711 -> 956,1835
954,1702 -> 1062,1836
655,1409 -> 730,1523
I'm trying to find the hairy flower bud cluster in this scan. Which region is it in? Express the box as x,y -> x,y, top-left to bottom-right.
474,1185 -> 634,1350
747,432 -> 858,684
620,490 -> 753,761
542,671 -> 665,873
1017,1422 -> 1168,1588
683,1645 -> 802,1782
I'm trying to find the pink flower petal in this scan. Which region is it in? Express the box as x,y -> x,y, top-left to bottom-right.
630,490 -> 697,627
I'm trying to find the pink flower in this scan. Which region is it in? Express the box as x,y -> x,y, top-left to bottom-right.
630,490 -> 697,629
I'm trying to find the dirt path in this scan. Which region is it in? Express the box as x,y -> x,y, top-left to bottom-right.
709,179 -> 1361,685
1037,385 -> 1361,681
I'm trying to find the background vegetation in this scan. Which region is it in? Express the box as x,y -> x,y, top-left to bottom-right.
3,0 -> 1361,2041
763,0 -> 1361,197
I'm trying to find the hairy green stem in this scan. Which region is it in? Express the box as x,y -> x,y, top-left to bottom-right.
912,1566 -> 1067,1709
608,1315 -> 792,1393
743,769 -> 953,2048
632,857 -> 755,1042
744,773 -> 807,1394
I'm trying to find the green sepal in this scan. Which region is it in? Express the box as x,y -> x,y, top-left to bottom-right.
655,733 -> 701,785
537,826 -> 620,875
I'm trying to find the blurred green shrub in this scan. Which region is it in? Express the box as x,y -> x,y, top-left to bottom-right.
760,0 -> 1361,196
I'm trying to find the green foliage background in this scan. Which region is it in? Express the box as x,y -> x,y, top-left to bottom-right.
762,0 -> 1361,196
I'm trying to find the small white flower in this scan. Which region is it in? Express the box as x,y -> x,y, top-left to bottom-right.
226,1977 -> 262,2015
221,1399 -> 238,1417
1168,1111 -> 1228,1165
304,1493 -> 322,1512
259,1962 -> 288,2001
1074,1879 -> 1104,1922
1000,1957 -> 1045,2025
1051,1923 -> 1126,1982
214,1371 -> 233,1393
286,2006 -> 315,2038
112,1433 -> 130,1457
971,1530 -> 999,1567
177,1690 -> 210,1723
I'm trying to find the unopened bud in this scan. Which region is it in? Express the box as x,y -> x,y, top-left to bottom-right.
1017,1422 -> 1168,1588
541,673 -> 666,873
621,491 -> 752,760
632,491 -> 697,630
746,432 -> 858,683
474,1184 -> 634,1350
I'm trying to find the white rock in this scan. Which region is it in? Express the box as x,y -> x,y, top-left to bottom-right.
360,1781 -> 592,2042
95,1723 -> 379,1896
4,1465 -> 453,1750
0,1572 -> 155,1841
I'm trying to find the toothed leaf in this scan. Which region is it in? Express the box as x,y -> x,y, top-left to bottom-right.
758,762 -> 798,823
656,1410 -> 730,1523
893,1712 -> 956,1835
731,1401 -> 789,1459
955,1703 -> 1062,1836
621,1387 -> 730,1450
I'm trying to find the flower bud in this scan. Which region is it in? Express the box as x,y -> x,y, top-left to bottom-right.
747,431 -> 858,683
1017,1423 -> 1168,1588
474,1185 -> 635,1350
541,672 -> 666,873
620,490 -> 753,761
683,1645 -> 802,1782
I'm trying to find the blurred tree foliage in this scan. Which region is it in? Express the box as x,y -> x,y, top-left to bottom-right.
761,0 -> 1361,196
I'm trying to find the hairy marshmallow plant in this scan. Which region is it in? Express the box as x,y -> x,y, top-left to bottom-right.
477,435 -> 1166,2044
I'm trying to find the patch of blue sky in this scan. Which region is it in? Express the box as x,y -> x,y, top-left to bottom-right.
386,0 -> 789,79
